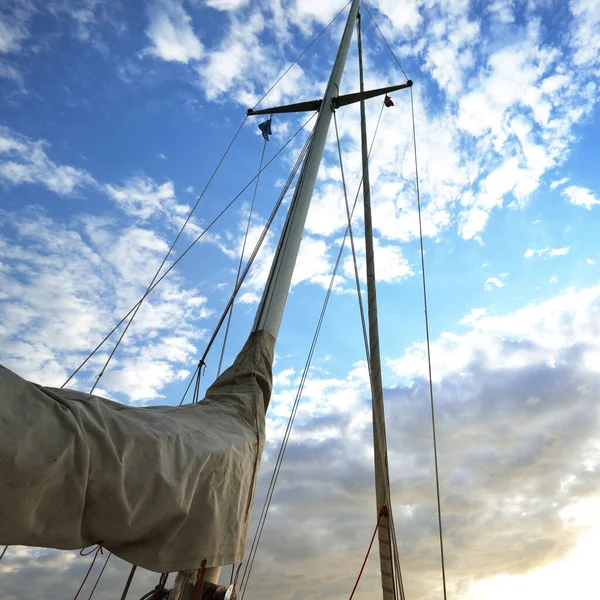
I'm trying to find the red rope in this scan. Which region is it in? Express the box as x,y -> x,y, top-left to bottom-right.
74,544 -> 104,599
348,506 -> 387,600
192,560 -> 207,600
232,562 -> 243,597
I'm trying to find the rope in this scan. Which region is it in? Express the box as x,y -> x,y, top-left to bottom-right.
62,113 -> 316,391
178,120 -> 316,406
86,552 -> 112,599
333,110 -> 371,368
138,573 -> 170,600
217,135 -> 269,377
74,544 -> 104,600
411,85 -> 447,600
348,505 -> 387,600
0,545 -> 7,562
119,564 -> 137,600
361,1 -> 410,80
238,100 -> 388,600
252,1 -> 352,110
192,561 -> 207,600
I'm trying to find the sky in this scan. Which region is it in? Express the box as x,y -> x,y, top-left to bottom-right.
1,0 -> 600,598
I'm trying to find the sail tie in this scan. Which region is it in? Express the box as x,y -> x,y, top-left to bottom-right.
73,543 -> 104,600
191,560 -> 208,600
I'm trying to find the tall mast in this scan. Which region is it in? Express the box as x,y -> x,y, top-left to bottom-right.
357,11 -> 397,600
252,0 -> 361,339
173,2 -> 361,597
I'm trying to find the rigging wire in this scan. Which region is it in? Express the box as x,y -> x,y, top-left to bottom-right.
411,85 -> 447,600
252,0 -> 352,111
238,100 -> 387,600
333,110 -> 371,368
86,552 -> 112,599
62,113 -> 316,391
179,121 -> 315,406
87,115 -> 249,395
119,564 -> 137,600
334,102 -> 405,600
217,134 -> 269,377
0,545 -> 7,562
361,1 -> 409,80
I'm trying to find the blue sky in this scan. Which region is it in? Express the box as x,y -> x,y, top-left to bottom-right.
1,0 -> 600,598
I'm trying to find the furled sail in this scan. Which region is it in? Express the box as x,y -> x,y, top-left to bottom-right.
0,329 -> 274,573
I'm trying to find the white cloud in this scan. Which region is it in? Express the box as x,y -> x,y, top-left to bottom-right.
0,210 -> 213,401
387,285 -> 600,383
0,126 -> 95,195
549,274 -> 558,283
587,258 -> 596,265
484,276 -> 505,292
144,0 -> 203,63
525,247 -> 570,258
569,0 -> 600,66
550,176 -> 569,190
204,0 -> 250,10
563,185 -> 600,210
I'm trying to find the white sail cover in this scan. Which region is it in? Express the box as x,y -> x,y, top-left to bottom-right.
0,330 -> 274,573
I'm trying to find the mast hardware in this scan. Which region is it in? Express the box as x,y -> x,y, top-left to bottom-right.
246,80 -> 412,116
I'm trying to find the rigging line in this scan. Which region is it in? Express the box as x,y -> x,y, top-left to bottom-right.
252,0 -> 352,110
239,101 -> 387,600
361,0 -> 409,81
0,545 -> 7,561
179,361 -> 201,405
411,85 -> 447,600
87,115 -> 248,394
86,552 -> 112,600
178,124 -> 315,406
62,113 -> 316,390
119,564 -> 138,600
217,137 -> 269,378
193,128 -> 313,367
348,505 -> 387,600
333,110 -> 371,368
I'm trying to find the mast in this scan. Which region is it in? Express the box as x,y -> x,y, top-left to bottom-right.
357,12 -> 397,600
173,1 -> 361,597
252,0 -> 361,339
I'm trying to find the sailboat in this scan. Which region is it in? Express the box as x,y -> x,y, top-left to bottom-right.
0,1 -> 443,599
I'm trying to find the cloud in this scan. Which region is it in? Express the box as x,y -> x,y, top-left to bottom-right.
563,185 -> 600,210
550,176 -> 569,190
204,0 -> 250,10
0,126 -> 95,195
144,0 -> 203,63
569,0 -> 600,66
484,275 -> 506,291
524,247 -> 570,258
0,0 -> 35,54
0,209 -> 213,401
255,285 -> 600,600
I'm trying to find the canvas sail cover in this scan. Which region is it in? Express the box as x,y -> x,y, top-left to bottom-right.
0,330 -> 274,573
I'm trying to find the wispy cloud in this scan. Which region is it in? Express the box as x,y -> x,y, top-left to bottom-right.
144,0 -> 203,63
0,126 -> 95,195
563,185 -> 600,210
525,247 -> 570,258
